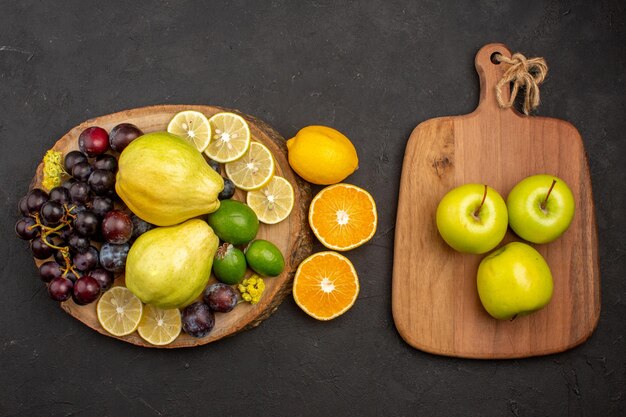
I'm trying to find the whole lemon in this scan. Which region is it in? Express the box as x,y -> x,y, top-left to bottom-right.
287,126 -> 358,185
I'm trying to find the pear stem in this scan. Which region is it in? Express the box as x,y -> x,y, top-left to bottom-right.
473,185 -> 488,219
541,179 -> 557,211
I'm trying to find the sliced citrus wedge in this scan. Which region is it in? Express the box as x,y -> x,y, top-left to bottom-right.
293,251 -> 360,320
137,305 -> 182,346
167,110 -> 212,152
246,176 -> 294,224
97,287 -> 143,337
225,141 -> 275,191
204,112 -> 251,163
309,183 -> 378,251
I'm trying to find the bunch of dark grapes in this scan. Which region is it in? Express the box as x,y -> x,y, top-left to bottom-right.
15,123 -> 152,305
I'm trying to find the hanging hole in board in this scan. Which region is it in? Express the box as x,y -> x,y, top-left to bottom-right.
490,52 -> 502,65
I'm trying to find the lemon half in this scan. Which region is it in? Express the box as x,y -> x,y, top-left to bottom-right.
167,110 -> 212,152
246,176 -> 294,224
225,141 -> 275,191
137,305 -> 182,346
97,287 -> 143,337
204,112 -> 251,163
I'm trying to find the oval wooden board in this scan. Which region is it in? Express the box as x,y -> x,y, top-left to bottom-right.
392,44 -> 600,359
31,104 -> 313,348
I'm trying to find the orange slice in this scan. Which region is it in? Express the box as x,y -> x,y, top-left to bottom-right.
293,251 -> 359,320
308,183 -> 377,251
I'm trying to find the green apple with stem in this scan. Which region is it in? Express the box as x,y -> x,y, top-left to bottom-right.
436,184 -> 508,254
507,174 -> 575,244
477,241 -> 553,320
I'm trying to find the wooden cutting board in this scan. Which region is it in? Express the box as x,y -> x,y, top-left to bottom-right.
392,44 -> 600,359
31,104 -> 313,348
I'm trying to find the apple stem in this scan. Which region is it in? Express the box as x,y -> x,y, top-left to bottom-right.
473,185 -> 488,220
541,179 -> 557,211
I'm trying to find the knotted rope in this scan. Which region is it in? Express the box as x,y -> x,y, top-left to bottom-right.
494,52 -> 548,115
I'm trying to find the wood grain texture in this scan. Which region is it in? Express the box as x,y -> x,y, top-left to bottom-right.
31,104 -> 313,348
392,44 -> 600,359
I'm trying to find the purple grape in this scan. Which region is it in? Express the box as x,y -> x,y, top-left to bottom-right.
31,237 -> 54,259
68,233 -> 90,253
64,150 -> 88,172
182,302 -> 215,338
40,201 -> 65,226
93,154 -> 118,172
92,196 -> 114,217
88,169 -> 116,195
59,227 -> 73,244
69,182 -> 91,205
72,276 -> 101,305
71,162 -> 93,182
61,177 -> 78,190
73,246 -> 99,271
78,127 -> 109,157
18,195 -> 29,216
218,177 -> 236,200
131,215 -> 154,240
73,211 -> 99,237
39,261 -> 63,283
109,123 -> 143,152
99,243 -> 130,272
54,250 -> 72,268
15,217 -> 39,240
26,189 -> 49,213
49,187 -> 71,204
67,204 -> 87,216
64,270 -> 79,283
88,268 -> 114,291
203,283 -> 238,313
102,210 -> 133,244
48,277 -> 74,301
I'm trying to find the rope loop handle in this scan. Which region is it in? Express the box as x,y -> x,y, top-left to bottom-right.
495,52 -> 548,115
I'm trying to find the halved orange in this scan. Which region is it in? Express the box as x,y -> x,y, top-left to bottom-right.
292,251 -> 359,320
308,183 -> 377,251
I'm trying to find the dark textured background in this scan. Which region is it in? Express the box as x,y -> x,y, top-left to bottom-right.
1,1 -> 624,416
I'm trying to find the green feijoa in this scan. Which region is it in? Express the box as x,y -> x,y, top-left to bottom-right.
212,243 -> 247,285
207,200 -> 259,245
245,240 -> 285,277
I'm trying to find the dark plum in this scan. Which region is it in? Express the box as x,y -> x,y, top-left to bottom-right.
203,283 -> 238,313
131,215 -> 153,240
88,169 -> 116,195
72,276 -> 101,305
71,161 -> 93,182
73,246 -> 99,271
99,243 -> 130,272
64,150 -> 88,172
73,211 -> 99,236
101,210 -> 133,244
109,123 -> 143,152
69,182 -> 91,205
181,302 -> 215,338
218,177 -> 236,200
208,159 -> 220,173
26,189 -> 49,213
68,233 -> 90,253
39,261 -> 63,283
88,268 -> 114,291
49,187 -> 71,204
40,201 -> 65,226
31,237 -> 54,259
15,217 -> 39,240
92,196 -> 114,217
78,127 -> 109,157
93,154 -> 118,172
48,277 -> 74,302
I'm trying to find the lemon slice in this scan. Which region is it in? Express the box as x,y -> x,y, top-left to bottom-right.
167,110 -> 212,152
246,176 -> 294,224
225,141 -> 275,191
204,112 -> 251,163
137,305 -> 182,346
97,287 -> 143,337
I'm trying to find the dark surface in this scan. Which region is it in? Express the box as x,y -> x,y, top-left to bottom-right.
1,1 -> 624,416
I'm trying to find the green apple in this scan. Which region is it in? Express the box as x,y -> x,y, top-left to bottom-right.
477,241 -> 553,320
436,184 -> 508,254
507,174 -> 575,244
